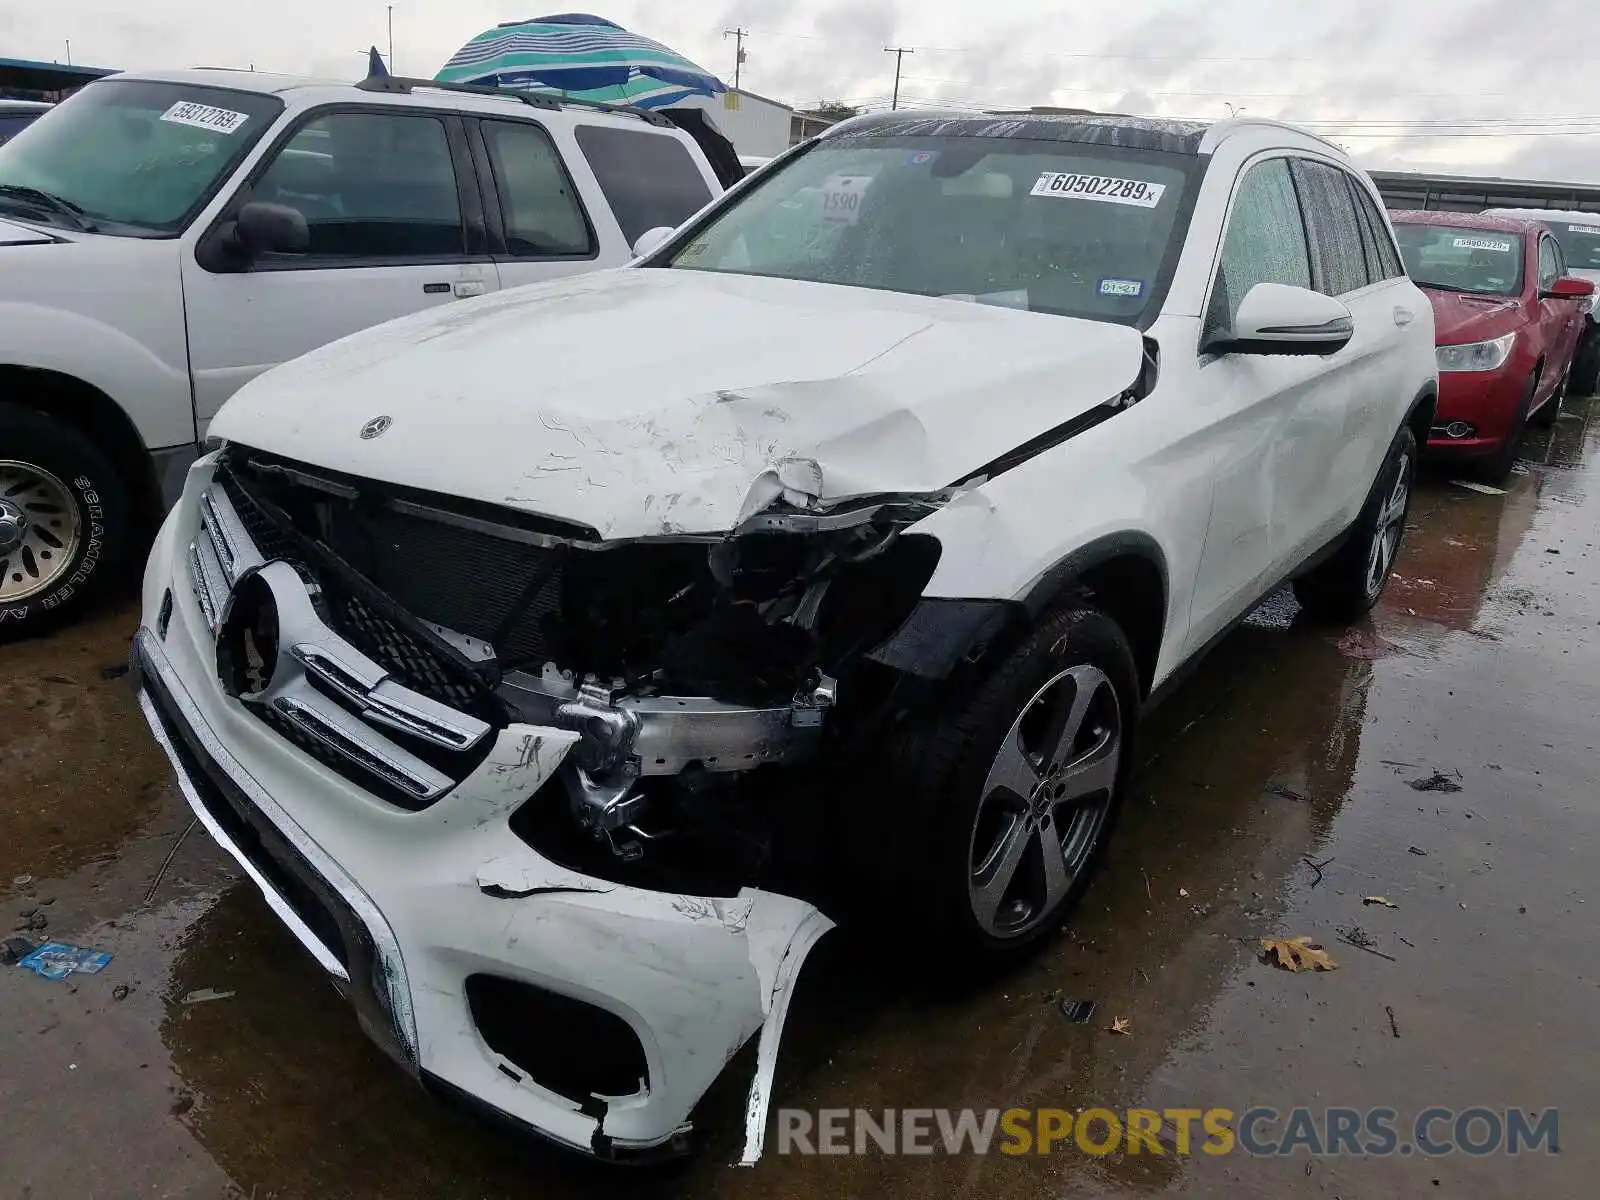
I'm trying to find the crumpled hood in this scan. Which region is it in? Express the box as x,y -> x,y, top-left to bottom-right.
212,268 -> 1146,539
1423,286 -> 1524,346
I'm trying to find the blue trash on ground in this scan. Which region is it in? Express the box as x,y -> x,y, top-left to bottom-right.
16,942 -> 113,980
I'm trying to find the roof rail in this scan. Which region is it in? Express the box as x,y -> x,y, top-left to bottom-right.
1200,116 -> 1348,157
353,74 -> 674,128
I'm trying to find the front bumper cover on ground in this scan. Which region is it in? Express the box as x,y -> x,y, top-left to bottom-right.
131,488 -> 834,1163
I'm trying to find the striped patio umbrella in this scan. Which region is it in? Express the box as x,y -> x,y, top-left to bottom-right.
436,13 -> 727,110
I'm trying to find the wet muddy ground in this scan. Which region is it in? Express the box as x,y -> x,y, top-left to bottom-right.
4,401 -> 1599,1199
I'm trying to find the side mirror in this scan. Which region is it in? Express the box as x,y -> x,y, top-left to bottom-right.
1208,283 -> 1355,357
234,201 -> 309,256
631,225 -> 675,260
1542,276 -> 1595,300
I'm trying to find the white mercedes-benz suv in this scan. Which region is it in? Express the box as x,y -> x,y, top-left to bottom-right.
131,111 -> 1437,1161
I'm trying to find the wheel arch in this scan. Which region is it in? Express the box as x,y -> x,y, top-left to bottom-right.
1403,380 -> 1437,447
1019,533 -> 1170,698
0,365 -> 162,525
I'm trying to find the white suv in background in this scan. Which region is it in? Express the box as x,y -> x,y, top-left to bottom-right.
1485,207 -> 1600,393
0,69 -> 727,637
132,111 -> 1436,1161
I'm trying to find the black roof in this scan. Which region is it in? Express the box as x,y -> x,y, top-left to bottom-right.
831,111 -> 1211,154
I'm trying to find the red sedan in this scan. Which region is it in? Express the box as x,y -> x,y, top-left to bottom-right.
1391,211 -> 1594,481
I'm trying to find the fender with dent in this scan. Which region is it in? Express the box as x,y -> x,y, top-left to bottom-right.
0,300 -> 195,449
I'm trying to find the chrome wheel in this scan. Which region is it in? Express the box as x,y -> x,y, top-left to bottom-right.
1365,453 -> 1410,600
0,460 -> 80,604
968,664 -> 1122,939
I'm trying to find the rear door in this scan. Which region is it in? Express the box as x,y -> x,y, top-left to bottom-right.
570,124 -> 718,253
180,106 -> 500,432
1288,158 -> 1413,549
469,116 -> 606,290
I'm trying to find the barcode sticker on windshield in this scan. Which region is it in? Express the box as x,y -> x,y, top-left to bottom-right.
1031,172 -> 1166,208
1452,236 -> 1513,253
1568,224 -> 1600,237
820,174 -> 873,224
160,101 -> 250,135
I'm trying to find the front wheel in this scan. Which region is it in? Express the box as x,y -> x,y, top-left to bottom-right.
884,608 -> 1140,962
0,404 -> 131,640
1294,424 -> 1416,623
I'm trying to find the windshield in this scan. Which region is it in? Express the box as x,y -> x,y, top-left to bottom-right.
1549,222 -> 1600,271
1394,223 -> 1524,296
0,80 -> 281,236
666,135 -> 1195,323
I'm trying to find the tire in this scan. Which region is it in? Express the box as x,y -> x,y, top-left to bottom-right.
882,607 -> 1140,964
1572,330 -> 1600,397
0,404 -> 131,641
1293,424 -> 1416,623
1531,367 -> 1564,429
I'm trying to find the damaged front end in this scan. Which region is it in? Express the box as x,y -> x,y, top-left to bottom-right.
146,443 -> 955,1160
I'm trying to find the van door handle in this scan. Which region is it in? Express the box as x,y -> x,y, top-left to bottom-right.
1393,306 -> 1414,327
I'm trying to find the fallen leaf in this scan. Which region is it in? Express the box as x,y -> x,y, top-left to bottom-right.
1109,1016 -> 1132,1035
1260,937 -> 1338,973
1363,896 -> 1400,909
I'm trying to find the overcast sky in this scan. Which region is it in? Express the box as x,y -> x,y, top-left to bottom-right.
10,0 -> 1600,182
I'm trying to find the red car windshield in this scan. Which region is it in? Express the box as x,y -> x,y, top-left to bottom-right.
1394,224 -> 1524,297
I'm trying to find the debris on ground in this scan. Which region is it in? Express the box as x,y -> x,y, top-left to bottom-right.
1386,1005 -> 1401,1038
1058,998 -> 1096,1023
112,984 -> 131,1002
99,663 -> 130,681
181,988 -> 236,1005
1266,783 -> 1309,802
13,910 -> 48,933
1338,927 -> 1399,962
1109,1016 -> 1132,1035
1,936 -> 38,966
1260,938 -> 1338,972
11,875 -> 32,889
1304,856 -> 1335,886
1450,479 -> 1507,496
1409,846 -> 1429,857
1408,772 -> 1463,793
15,942 -> 113,980
1363,896 -> 1400,909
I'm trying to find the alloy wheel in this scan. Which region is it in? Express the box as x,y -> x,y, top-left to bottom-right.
0,460 -> 81,604
1365,453 -> 1410,600
968,663 -> 1122,939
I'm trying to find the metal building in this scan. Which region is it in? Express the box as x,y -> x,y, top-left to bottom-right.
1369,169 -> 1600,215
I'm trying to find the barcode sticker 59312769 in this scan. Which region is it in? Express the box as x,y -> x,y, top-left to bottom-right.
1031,172 -> 1167,208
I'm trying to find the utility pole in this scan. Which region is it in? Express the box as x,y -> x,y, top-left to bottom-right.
723,27 -> 747,90
387,5 -> 395,75
884,46 -> 913,110
65,39 -> 72,66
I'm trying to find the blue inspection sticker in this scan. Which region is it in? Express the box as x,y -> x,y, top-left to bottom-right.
1098,277 -> 1145,298
907,150 -> 939,166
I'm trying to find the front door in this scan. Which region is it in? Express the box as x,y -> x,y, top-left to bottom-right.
180,107 -> 500,434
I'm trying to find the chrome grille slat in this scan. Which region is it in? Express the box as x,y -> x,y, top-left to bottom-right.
189,536 -> 227,633
291,643 -> 489,751
270,688 -> 453,802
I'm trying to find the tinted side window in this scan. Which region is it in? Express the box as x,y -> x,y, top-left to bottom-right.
1538,237 -> 1561,289
253,112 -> 464,259
481,120 -> 592,257
1205,158 -> 1311,340
1290,159 -> 1369,296
0,113 -> 40,145
574,125 -> 713,244
1347,174 -> 1404,281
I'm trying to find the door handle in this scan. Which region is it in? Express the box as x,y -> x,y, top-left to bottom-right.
422,282 -> 450,294
453,280 -> 486,299
1393,306 -> 1414,327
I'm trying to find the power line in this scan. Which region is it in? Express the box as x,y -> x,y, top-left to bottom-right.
723,27 -> 748,91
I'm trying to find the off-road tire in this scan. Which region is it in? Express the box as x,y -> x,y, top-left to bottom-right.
1294,424 -> 1416,623
881,607 -> 1140,965
0,404 -> 130,641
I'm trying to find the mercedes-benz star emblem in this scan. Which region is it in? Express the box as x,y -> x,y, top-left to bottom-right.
360,415 -> 393,440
